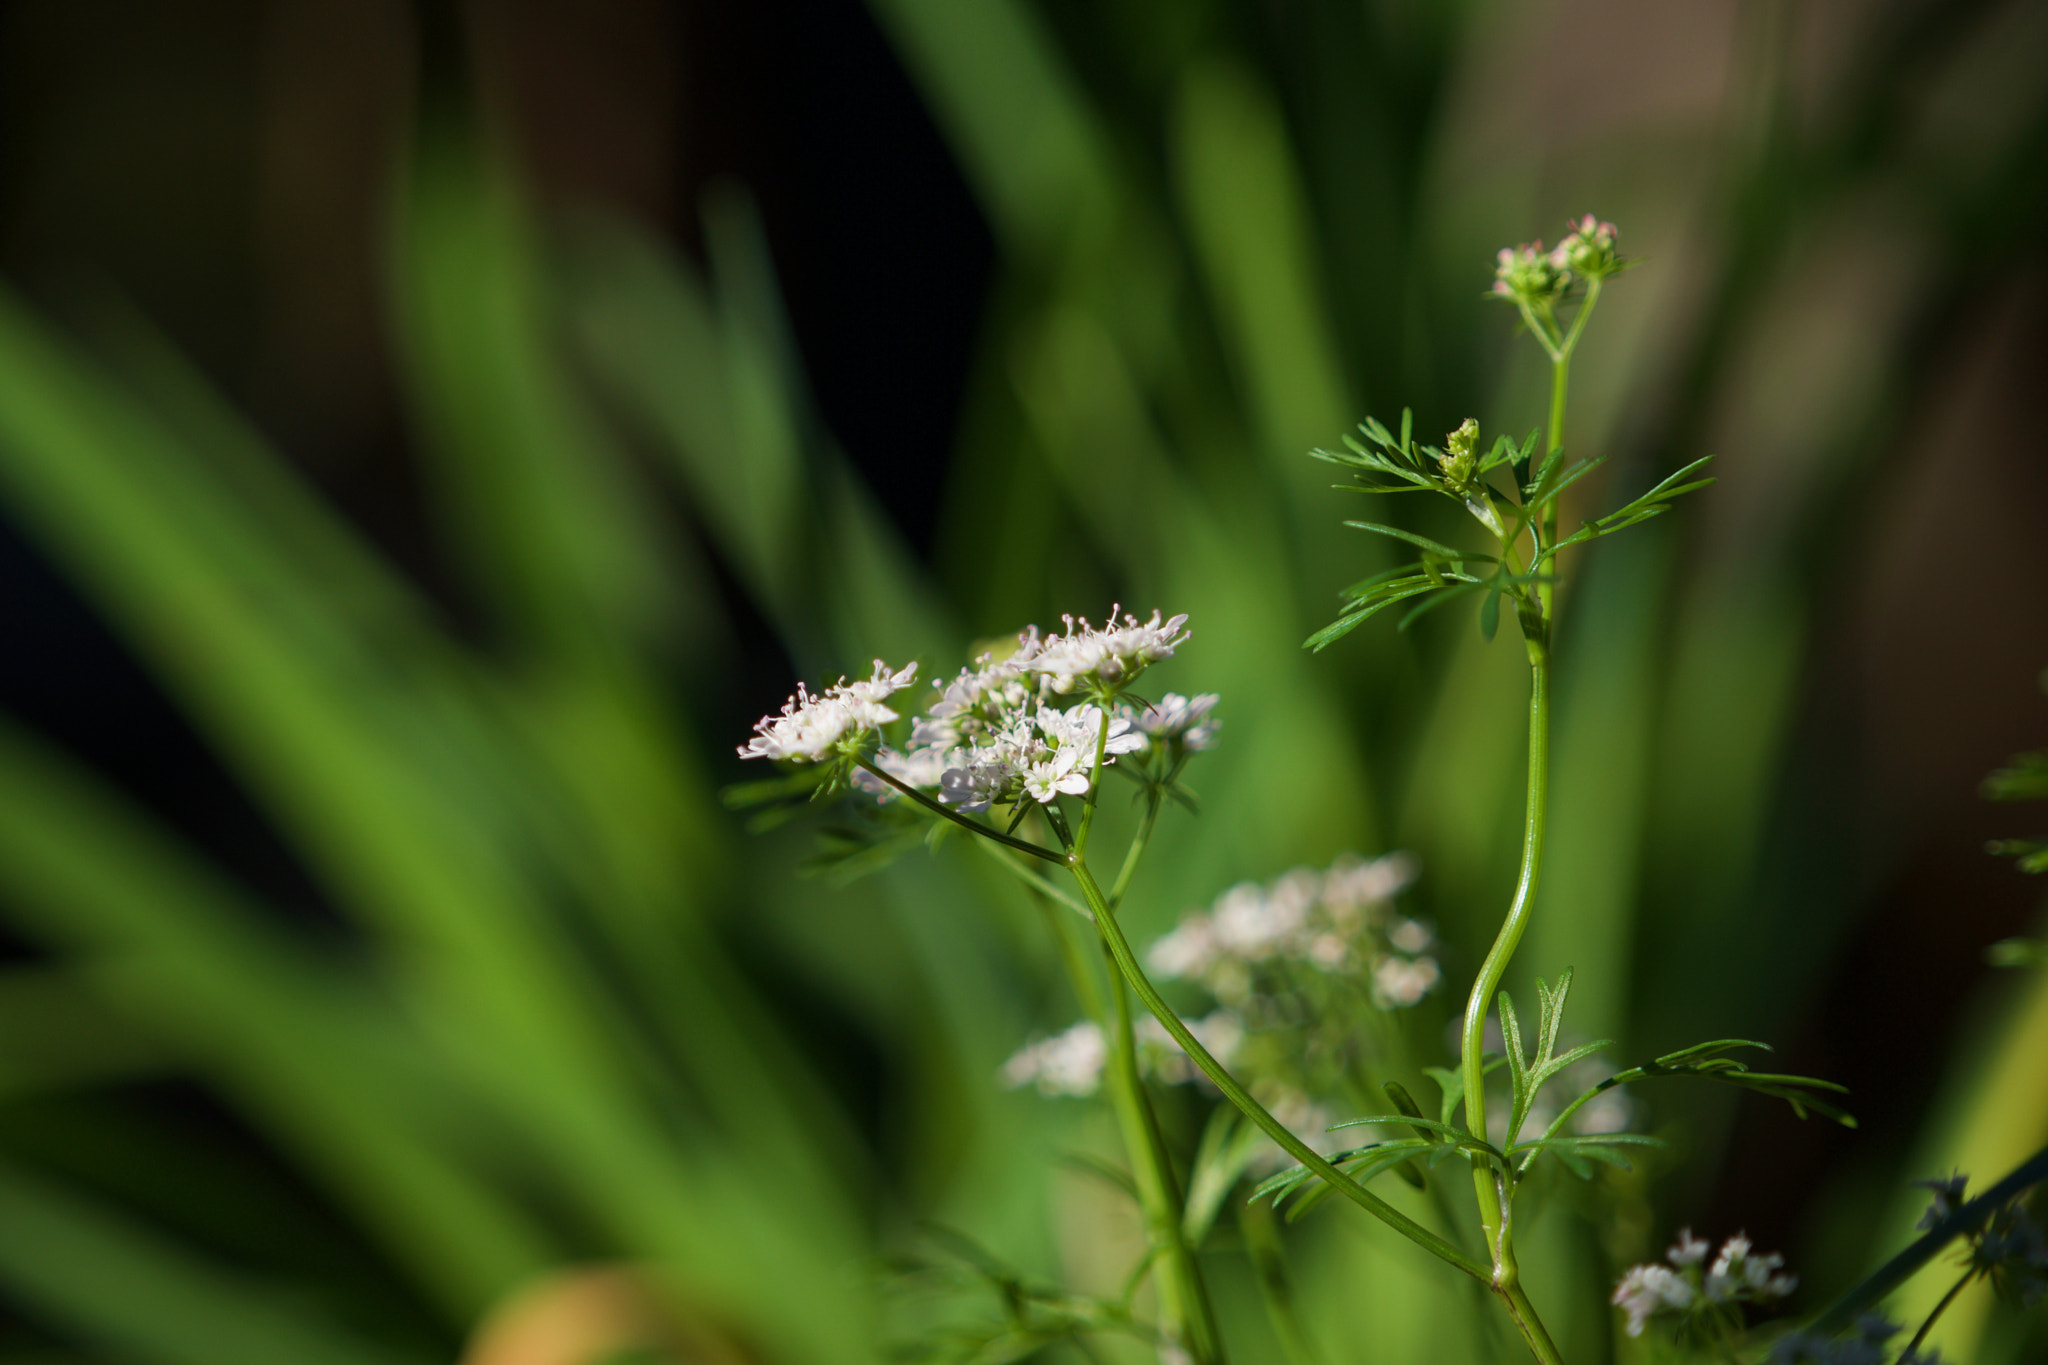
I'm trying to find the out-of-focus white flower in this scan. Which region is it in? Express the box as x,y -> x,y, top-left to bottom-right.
1002,1022 -> 1107,1097
1706,1235 -> 1795,1303
1212,881 -> 1303,960
1025,607 -> 1190,694
1612,1264 -> 1695,1337
1323,852 -> 1418,911
1130,693 -> 1221,751
1371,954 -> 1441,1008
1616,1230 -> 1795,1341
1387,917 -> 1432,955
1138,1009 -> 1245,1085
738,661 -> 919,763
849,743 -> 953,801
1147,918 -> 1216,980
1668,1229 -> 1710,1266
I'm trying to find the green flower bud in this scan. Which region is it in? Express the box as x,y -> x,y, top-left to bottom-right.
1439,418 -> 1480,493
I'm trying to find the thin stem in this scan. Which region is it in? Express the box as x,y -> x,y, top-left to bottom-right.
1102,956 -> 1221,1364
852,759 -> 1064,864
1812,1154 -> 2048,1337
1514,300 -> 1565,363
1069,856 -> 1490,1283
1500,1282 -> 1566,1365
1074,701 -> 1115,861
1461,638 -> 1551,1292
1108,786 -> 1164,910
1238,1197 -> 1322,1365
1904,1268 -> 1976,1361
1043,801 -> 1222,1364
979,839 -> 1093,918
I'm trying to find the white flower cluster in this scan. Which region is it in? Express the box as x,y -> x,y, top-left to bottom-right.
1000,1010 -> 1245,1098
824,607 -> 1201,810
1612,1230 -> 1796,1338
1023,608 -> 1190,695
1146,853 -> 1434,1010
1130,692 -> 1221,753
737,661 -> 920,763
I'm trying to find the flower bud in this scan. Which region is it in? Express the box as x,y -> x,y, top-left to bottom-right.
1438,417 -> 1480,493
1555,214 -> 1622,279
1491,241 -> 1569,306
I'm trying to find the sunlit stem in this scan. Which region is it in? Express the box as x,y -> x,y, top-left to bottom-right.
1458,642 -> 1548,1285
1904,1268 -> 1976,1362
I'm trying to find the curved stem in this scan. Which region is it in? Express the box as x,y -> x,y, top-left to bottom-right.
1069,856 -> 1490,1283
852,759 -> 1064,864
1461,638 -> 1551,1286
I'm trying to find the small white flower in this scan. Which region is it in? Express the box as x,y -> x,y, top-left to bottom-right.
1131,692 -> 1221,750
1147,916 -> 1216,980
1322,851 -> 1419,908
1371,954 -> 1441,1008
1612,1264 -> 1695,1337
738,661 -> 918,763
1037,703 -> 1145,766
1667,1229 -> 1710,1266
1002,1022 -> 1107,1097
1021,749 -> 1092,804
849,744 -> 953,801
1387,917 -> 1433,955
1025,607 -> 1191,694
1138,1009 -> 1244,1084
1706,1234 -> 1753,1301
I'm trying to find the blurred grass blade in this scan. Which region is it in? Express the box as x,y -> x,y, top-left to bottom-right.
0,1161 -> 435,1365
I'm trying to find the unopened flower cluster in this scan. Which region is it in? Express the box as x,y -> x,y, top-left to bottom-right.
1492,214 -> 1624,308
738,608 -> 1208,815
1768,1314 -> 1944,1365
1612,1230 -> 1796,1338
1148,853 -> 1437,1011
1917,1172 -> 2048,1307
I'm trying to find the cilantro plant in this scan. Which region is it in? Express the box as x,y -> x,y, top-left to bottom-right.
734,219 -> 1867,1365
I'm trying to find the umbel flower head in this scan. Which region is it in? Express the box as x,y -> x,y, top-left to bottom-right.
737,660 -> 919,764
1021,607 -> 1191,696
1612,1230 -> 1796,1338
1490,214 -> 1628,308
1491,240 -> 1570,307
810,606 -> 1200,813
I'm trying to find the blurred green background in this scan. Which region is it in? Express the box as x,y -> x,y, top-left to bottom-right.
0,0 -> 2043,1361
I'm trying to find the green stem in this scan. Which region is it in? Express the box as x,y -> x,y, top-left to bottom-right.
1068,857 -> 1490,1283
1238,1197 -> 1321,1365
852,759 -> 1064,864
1108,786 -> 1164,910
1043,808 -> 1222,1365
1459,636 -> 1551,1298
1104,952 -> 1224,1365
1903,1267 -> 1976,1361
